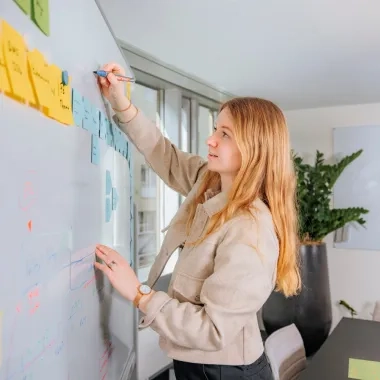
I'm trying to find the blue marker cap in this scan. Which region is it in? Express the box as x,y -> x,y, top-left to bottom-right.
93,70 -> 108,78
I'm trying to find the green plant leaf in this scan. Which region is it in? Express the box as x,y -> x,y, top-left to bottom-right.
294,149 -> 369,243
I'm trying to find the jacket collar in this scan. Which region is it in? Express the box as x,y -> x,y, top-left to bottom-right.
202,190 -> 228,217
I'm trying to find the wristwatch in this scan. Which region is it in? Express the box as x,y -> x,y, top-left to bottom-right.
133,284 -> 152,308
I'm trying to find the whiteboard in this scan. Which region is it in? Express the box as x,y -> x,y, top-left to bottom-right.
0,1 -> 136,380
333,126 -> 380,250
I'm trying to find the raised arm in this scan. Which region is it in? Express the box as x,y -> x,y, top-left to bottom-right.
97,62 -> 207,197
114,107 -> 206,197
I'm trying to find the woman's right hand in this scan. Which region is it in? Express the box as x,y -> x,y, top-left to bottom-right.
98,62 -> 130,110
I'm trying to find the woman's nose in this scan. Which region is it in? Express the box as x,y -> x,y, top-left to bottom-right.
207,135 -> 217,147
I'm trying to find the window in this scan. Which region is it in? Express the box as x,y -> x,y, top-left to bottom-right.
197,105 -> 215,158
140,165 -> 156,198
130,83 -> 160,281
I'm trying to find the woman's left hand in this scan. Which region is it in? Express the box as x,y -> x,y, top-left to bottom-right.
94,244 -> 140,302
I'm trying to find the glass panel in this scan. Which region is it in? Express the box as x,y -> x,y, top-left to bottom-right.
180,98 -> 191,204
197,105 -> 213,158
130,83 -> 160,283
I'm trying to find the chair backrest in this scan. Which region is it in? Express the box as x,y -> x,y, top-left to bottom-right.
264,324 -> 307,380
373,301 -> 380,322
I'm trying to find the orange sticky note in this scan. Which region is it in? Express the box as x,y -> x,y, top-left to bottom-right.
27,49 -> 52,112
0,28 -> 11,94
1,20 -> 36,104
48,64 -> 73,125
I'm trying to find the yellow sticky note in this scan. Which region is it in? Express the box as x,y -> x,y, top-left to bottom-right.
27,49 -> 52,112
0,311 -> 3,368
0,30 -> 12,94
1,20 -> 36,104
48,64 -> 73,125
349,358 -> 380,380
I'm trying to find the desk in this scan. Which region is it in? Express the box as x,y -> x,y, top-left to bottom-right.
300,318 -> 380,379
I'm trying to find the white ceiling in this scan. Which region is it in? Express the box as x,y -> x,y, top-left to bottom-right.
103,0 -> 380,110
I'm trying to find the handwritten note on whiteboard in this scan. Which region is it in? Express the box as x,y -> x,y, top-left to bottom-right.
2,20 -> 36,104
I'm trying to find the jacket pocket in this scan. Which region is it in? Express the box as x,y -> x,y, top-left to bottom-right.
172,272 -> 205,305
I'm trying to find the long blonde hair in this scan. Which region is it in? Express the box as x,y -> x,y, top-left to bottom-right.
186,97 -> 301,297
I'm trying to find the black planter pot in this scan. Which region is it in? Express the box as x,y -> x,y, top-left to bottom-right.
262,242 -> 332,357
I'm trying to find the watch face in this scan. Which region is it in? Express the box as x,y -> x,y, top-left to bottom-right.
139,285 -> 151,295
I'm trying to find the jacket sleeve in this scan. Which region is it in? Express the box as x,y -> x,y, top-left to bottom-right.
113,111 -> 207,197
138,219 -> 278,351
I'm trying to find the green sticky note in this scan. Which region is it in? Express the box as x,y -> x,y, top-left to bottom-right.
349,358 -> 380,380
13,0 -> 31,14
31,0 -> 50,36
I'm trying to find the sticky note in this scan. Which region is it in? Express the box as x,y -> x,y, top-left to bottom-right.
99,112 -> 107,140
47,64 -> 60,119
72,88 -> 84,127
91,135 -> 100,165
105,198 -> 112,223
82,97 -> 92,131
14,0 -> 31,14
106,170 -> 112,195
91,107 -> 100,136
122,139 -> 128,159
27,49 -> 52,112
0,32 -> 12,94
112,187 -> 118,210
2,20 -> 36,104
48,64 -> 73,125
0,311 -> 2,368
62,70 -> 69,85
31,0 -> 50,36
349,358 -> 380,380
106,120 -> 114,147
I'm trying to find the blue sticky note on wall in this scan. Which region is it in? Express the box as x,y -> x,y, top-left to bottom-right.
112,187 -> 118,210
72,88 -> 84,127
106,170 -> 112,195
82,97 -> 92,131
105,198 -> 112,223
106,121 -> 114,147
92,107 -> 100,136
99,112 -> 107,140
91,135 -> 100,165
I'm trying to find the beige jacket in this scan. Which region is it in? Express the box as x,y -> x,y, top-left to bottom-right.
114,111 -> 279,366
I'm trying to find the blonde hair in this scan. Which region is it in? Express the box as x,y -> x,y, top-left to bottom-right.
186,97 -> 301,297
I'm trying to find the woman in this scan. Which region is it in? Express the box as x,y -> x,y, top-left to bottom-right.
95,62 -> 301,380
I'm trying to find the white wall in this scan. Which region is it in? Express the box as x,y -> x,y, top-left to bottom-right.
285,102 -> 380,330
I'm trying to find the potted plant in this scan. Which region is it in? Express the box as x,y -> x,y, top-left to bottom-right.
262,149 -> 369,356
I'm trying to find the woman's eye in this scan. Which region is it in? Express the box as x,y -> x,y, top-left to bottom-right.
222,132 -> 228,138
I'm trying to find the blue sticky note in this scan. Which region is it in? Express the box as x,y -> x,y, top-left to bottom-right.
72,88 -> 84,127
123,140 -> 128,159
105,170 -> 112,195
105,198 -> 112,223
111,123 -> 119,150
106,120 -> 114,147
112,187 -> 118,210
99,112 -> 107,140
82,97 -> 92,131
91,107 -> 100,136
62,70 -> 69,85
91,135 -> 100,165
